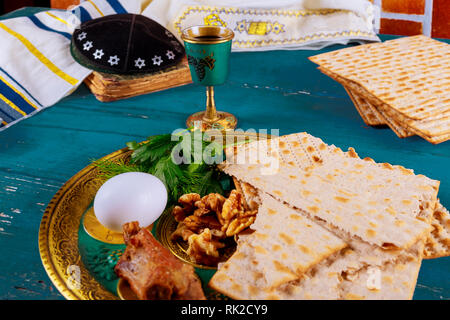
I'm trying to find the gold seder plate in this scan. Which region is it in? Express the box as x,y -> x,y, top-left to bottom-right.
38,130 -> 269,300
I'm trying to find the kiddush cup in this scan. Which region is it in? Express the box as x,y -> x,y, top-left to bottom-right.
181,25 -> 237,131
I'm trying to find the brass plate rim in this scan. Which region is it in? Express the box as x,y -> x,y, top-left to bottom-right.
38,146 -> 130,300
38,131 -> 269,300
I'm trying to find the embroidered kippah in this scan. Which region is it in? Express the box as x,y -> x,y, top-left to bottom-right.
71,14 -> 185,75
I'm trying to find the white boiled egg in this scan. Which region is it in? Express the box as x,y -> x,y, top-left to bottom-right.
93,172 -> 168,232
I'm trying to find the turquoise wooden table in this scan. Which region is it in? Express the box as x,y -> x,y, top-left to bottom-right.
0,8 -> 449,300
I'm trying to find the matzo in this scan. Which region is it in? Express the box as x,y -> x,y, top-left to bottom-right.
343,86 -> 385,126
321,68 -> 415,138
232,133 -> 449,258
222,133 -> 439,248
221,161 -> 434,249
211,237 -> 423,300
239,194 -> 347,288
209,195 -> 347,296
340,256 -> 423,300
309,35 -> 450,122
233,135 -> 441,260
212,192 -> 429,300
424,201 -> 450,259
320,66 -> 450,142
309,36 -> 450,142
234,181 -> 430,266
213,132 -> 445,300
269,244 -> 423,300
233,177 -> 260,211
345,82 -> 450,144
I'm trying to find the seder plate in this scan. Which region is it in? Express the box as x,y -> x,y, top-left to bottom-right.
38,130 -> 269,300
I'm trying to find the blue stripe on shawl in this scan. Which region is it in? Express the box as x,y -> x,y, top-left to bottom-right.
0,67 -> 43,107
0,100 -> 22,123
106,0 -> 128,14
73,7 -> 92,23
0,79 -> 37,114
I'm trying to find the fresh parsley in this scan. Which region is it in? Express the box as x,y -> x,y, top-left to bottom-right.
93,130 -> 226,203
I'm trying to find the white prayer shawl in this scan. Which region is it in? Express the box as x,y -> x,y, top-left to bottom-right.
142,0 -> 379,52
0,0 -> 378,131
0,0 -> 141,131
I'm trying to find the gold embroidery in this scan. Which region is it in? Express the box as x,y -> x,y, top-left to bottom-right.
235,20 -> 247,33
272,22 -> 284,34
233,30 -> 374,48
204,13 -> 227,27
235,20 -> 285,35
174,7 -> 376,49
248,21 -> 270,35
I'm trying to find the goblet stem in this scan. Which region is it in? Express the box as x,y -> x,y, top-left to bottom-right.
204,86 -> 218,122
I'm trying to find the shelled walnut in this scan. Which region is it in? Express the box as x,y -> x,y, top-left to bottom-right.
225,215 -> 256,237
183,215 -> 223,233
172,193 -> 201,222
170,189 -> 258,266
186,229 -> 225,266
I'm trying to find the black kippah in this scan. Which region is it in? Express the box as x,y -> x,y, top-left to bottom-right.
71,14 -> 185,75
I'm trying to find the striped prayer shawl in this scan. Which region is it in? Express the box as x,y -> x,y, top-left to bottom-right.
0,0 -> 140,130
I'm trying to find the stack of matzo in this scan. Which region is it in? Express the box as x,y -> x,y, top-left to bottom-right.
308,35 -> 450,144
84,58 -> 192,102
209,132 -> 450,299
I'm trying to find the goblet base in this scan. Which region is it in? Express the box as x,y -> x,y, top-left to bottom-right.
186,110 -> 237,131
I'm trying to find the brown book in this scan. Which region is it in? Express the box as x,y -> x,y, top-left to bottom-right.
84,58 -> 192,102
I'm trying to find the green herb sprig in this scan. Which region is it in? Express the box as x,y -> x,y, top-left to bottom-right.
93,130 -> 226,204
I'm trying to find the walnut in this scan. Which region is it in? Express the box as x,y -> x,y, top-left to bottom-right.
172,193 -> 201,222
225,215 -> 256,237
171,190 -> 257,266
193,201 -> 210,217
194,193 -> 226,217
240,209 -> 258,218
220,190 -> 245,227
179,193 -> 201,205
170,223 -> 195,242
182,215 -> 222,233
172,206 -> 187,223
209,228 -> 226,239
186,228 -> 225,266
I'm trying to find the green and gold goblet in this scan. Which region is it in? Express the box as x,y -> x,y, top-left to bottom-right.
181,25 -> 237,131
